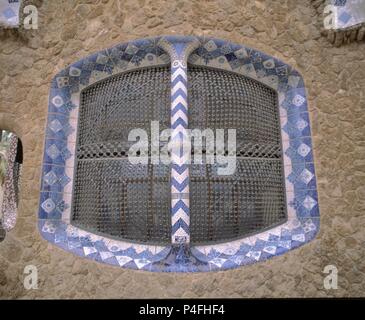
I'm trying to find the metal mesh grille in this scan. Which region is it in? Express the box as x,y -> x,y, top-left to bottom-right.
71,64 -> 287,245
71,66 -> 171,245
188,66 -> 287,244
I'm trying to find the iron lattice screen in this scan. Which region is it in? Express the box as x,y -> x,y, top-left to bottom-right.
188,66 -> 287,244
71,64 -> 287,245
71,66 -> 172,244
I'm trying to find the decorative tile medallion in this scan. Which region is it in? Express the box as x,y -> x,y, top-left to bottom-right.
39,36 -> 320,272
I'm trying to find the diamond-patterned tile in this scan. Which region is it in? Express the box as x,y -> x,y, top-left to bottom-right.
297,143 -> 311,157
302,195 -> 317,211
41,198 -> 56,214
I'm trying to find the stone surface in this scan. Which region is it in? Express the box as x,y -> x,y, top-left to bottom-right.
0,0 -> 365,298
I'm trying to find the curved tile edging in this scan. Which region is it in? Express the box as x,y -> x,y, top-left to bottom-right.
39,36 -> 319,272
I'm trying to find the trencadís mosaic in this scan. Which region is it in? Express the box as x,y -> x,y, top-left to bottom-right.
39,36 -> 319,272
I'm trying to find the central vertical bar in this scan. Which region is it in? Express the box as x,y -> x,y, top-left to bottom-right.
170,58 -> 190,244
158,36 -> 200,249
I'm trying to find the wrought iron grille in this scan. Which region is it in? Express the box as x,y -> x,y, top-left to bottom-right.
188,66 -> 287,244
71,66 -> 172,244
71,64 -> 287,245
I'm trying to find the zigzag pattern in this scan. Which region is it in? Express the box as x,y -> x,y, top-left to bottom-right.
170,64 -> 190,244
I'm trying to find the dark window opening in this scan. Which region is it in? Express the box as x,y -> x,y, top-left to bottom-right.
71,66 -> 172,245
70,64 -> 287,246
188,66 -> 287,244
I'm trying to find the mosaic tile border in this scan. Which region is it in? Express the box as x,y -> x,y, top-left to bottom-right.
39,36 -> 320,272
328,0 -> 365,30
0,0 -> 21,28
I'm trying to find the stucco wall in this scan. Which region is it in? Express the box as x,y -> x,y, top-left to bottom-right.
0,0 -> 364,298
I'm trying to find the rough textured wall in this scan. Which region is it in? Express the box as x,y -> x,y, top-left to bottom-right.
0,0 -> 364,298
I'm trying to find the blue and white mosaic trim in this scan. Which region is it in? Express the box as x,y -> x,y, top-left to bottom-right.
158,36 -> 200,245
39,36 -> 320,272
0,0 -> 21,28
328,0 -> 365,30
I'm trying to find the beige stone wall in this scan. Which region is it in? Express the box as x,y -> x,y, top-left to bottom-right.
0,0 -> 364,298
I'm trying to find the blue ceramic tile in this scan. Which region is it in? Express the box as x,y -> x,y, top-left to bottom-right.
285,136 -> 313,163
46,113 -> 75,141
284,112 -> 312,140
294,188 -> 320,218
43,139 -> 73,166
288,162 -> 317,190
41,164 -> 71,193
48,87 -> 76,115
39,192 -> 69,219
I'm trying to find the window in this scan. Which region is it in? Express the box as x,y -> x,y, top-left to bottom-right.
71,65 -> 287,245
0,130 -> 23,239
40,36 -> 319,272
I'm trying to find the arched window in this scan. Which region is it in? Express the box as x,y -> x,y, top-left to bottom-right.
39,36 -> 319,272
0,130 -> 23,241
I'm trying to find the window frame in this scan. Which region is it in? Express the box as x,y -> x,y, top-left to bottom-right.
39,36 -> 319,272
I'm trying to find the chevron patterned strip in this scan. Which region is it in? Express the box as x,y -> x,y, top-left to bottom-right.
172,163 -> 187,175
171,110 -> 188,124
172,218 -> 190,234
171,184 -> 189,196
172,167 -> 189,183
172,209 -> 189,226
170,64 -> 190,244
172,199 -> 189,216
171,95 -> 187,110
171,103 -> 187,117
171,67 -> 187,82
172,81 -> 187,96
